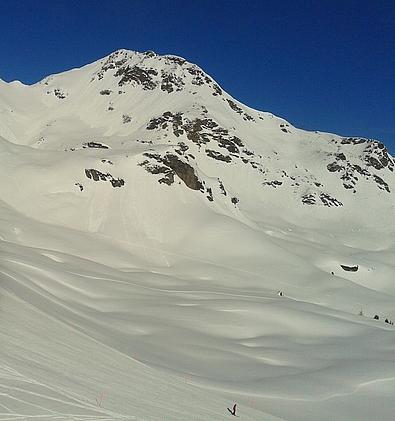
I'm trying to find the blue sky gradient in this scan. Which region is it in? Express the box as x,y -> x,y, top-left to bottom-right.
0,0 -> 394,153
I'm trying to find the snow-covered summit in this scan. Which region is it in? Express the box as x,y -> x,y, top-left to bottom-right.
0,49 -> 393,233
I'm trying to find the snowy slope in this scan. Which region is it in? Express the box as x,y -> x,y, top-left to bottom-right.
0,49 -> 395,420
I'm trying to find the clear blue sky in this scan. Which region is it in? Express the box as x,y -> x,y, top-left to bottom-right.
0,0 -> 394,153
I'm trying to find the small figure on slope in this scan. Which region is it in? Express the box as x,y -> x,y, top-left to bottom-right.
227,403 -> 237,416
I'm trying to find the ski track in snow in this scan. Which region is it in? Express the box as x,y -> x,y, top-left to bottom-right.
0,364 -> 135,421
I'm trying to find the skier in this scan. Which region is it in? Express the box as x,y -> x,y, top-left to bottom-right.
227,403 -> 237,416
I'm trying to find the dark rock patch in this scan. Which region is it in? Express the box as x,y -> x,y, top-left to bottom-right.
83,142 -> 109,149
115,65 -> 158,89
139,153 -> 203,191
47,89 -> 67,99
218,179 -> 227,196
319,193 -> 343,207
175,142 -> 189,155
163,154 -> 203,190
340,264 -> 359,272
226,99 -> 254,121
205,149 -> 232,163
373,175 -> 390,192
263,180 -> 283,188
160,70 -> 185,93
164,55 -> 186,66
212,84 -> 222,96
302,194 -> 316,205
122,114 -> 132,124
147,111 -> 184,137
85,169 -> 124,188
135,139 -> 153,145
327,162 -> 343,172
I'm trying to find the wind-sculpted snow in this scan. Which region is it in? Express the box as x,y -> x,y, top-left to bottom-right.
1,200 -> 395,420
0,49 -> 395,420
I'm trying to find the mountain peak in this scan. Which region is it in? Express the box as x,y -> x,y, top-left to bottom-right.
91,48 -> 222,97
0,49 -> 393,232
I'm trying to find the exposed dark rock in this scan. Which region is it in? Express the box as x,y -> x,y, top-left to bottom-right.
212,84 -> 222,96
84,169 -> 124,188
319,193 -> 343,207
147,112 -> 245,154
164,55 -> 186,66
187,66 -> 212,86
353,165 -> 369,176
160,71 -> 185,93
122,114 -> 132,124
100,89 -> 112,95
144,50 -> 156,58
327,162 -> 343,172
175,142 -> 189,155
115,65 -> 158,89
373,175 -> 390,192
327,140 -> 393,193
302,194 -> 316,205
47,89 -> 67,99
74,183 -> 83,191
227,99 -> 243,114
217,138 -> 240,154
263,180 -> 283,188
83,142 -> 109,149
163,154 -> 203,190
340,137 -> 367,145
205,149 -> 232,162
231,197 -> 239,205
301,192 -> 342,207
139,153 -> 203,191
54,89 -> 67,99
340,264 -> 359,272
339,137 -> 393,172
135,139 -> 153,145
146,111 -> 184,137
110,178 -> 125,187
226,99 -> 254,121
218,179 -> 227,196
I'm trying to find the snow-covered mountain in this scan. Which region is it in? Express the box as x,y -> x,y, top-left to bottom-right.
1,49 -> 394,420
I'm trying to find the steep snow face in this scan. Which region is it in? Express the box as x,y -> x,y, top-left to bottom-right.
1,50 -> 395,421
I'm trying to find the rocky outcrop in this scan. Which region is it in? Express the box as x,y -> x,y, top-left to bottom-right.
83,142 -> 109,149
340,264 -> 359,272
139,153 -> 203,191
84,169 -> 125,188
327,138 -> 393,193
